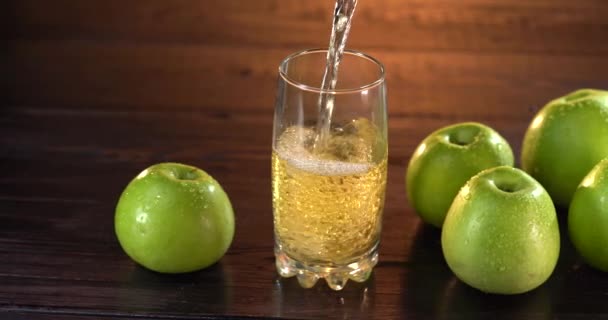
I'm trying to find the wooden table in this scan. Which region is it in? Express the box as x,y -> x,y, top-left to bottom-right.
3,1 -> 608,319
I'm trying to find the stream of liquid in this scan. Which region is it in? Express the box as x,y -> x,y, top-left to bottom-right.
313,0 -> 358,151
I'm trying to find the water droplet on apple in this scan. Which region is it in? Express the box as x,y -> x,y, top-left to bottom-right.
136,213 -> 148,223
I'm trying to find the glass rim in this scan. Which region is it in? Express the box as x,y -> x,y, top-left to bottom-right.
278,48 -> 385,94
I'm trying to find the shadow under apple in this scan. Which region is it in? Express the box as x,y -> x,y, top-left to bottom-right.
401,219 -> 571,319
114,261 -> 232,315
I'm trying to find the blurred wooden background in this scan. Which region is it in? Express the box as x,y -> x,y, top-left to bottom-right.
6,0 -> 608,119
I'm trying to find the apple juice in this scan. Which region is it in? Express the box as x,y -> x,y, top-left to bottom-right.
272,118 -> 387,265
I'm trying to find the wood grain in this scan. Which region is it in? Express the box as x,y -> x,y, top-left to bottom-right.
6,40 -> 608,116
7,0 -> 608,53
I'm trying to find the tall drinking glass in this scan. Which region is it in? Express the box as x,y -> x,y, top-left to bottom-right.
272,49 -> 388,291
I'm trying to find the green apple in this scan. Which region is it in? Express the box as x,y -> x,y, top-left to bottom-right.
521,89 -> 608,207
442,166 -> 560,294
569,157 -> 608,271
115,162 -> 235,273
406,122 -> 514,227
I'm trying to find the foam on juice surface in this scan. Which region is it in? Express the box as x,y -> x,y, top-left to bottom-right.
277,144 -> 371,176
275,120 -> 376,176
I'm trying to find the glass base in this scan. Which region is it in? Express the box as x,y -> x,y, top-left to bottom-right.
274,245 -> 378,291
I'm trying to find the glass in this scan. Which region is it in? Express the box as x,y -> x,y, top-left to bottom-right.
271,48 -> 388,290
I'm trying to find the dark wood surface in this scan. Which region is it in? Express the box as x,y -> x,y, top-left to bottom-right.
2,1 -> 608,319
